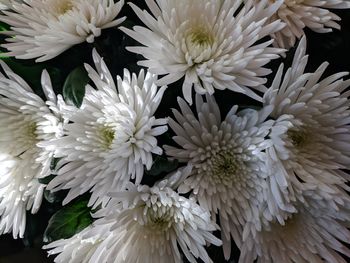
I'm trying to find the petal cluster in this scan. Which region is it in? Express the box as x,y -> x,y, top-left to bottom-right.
0,62 -> 66,237
268,0 -> 350,48
121,0 -> 285,104
240,190 -> 350,263
165,95 -> 276,259
46,50 -> 168,207
45,167 -> 222,263
264,37 -> 350,210
0,0 -> 125,61
232,36 -> 350,262
0,153 -> 44,238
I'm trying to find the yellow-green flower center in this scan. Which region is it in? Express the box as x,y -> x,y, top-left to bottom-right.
211,151 -> 243,184
100,126 -> 115,149
189,28 -> 213,46
56,0 -> 74,15
287,129 -> 309,147
145,204 -> 174,233
150,217 -> 170,229
26,122 -> 38,142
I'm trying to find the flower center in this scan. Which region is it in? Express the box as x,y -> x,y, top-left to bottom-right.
54,0 -> 74,15
210,151 -> 243,185
185,26 -> 214,62
99,126 -> 115,149
25,122 -> 38,143
287,129 -> 309,147
149,216 -> 170,229
188,27 -> 213,47
145,204 -> 174,233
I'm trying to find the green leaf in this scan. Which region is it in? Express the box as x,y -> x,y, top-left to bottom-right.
43,198 -> 93,243
63,66 -> 89,107
0,21 -> 10,31
146,156 -> 179,176
50,157 -> 62,171
38,174 -> 56,185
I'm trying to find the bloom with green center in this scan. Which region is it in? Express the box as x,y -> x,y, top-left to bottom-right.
0,61 -> 68,238
44,167 -> 222,263
121,0 -> 285,104
264,37 -> 350,218
165,94 -> 276,259
45,50 -> 168,208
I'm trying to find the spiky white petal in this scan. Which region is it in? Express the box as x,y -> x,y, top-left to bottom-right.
268,0 -> 350,49
263,36 -> 350,214
45,50 -> 168,208
44,167 -> 222,263
165,94 -> 277,259
0,61 -> 66,238
43,222 -> 110,263
0,0 -> 125,61
0,153 -> 44,238
0,1 -> 8,10
121,0 -> 285,104
0,0 -> 18,10
240,190 -> 350,263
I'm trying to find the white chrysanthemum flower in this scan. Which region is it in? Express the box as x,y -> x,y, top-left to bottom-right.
240,190 -> 350,263
268,0 -> 350,49
263,36 -> 350,206
120,0 -> 285,104
46,50 -> 168,207
0,61 -> 67,238
165,94 -> 277,259
44,167 -> 222,263
0,0 -> 125,61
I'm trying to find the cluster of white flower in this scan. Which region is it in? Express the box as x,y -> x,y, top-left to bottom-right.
0,0 -> 349,262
